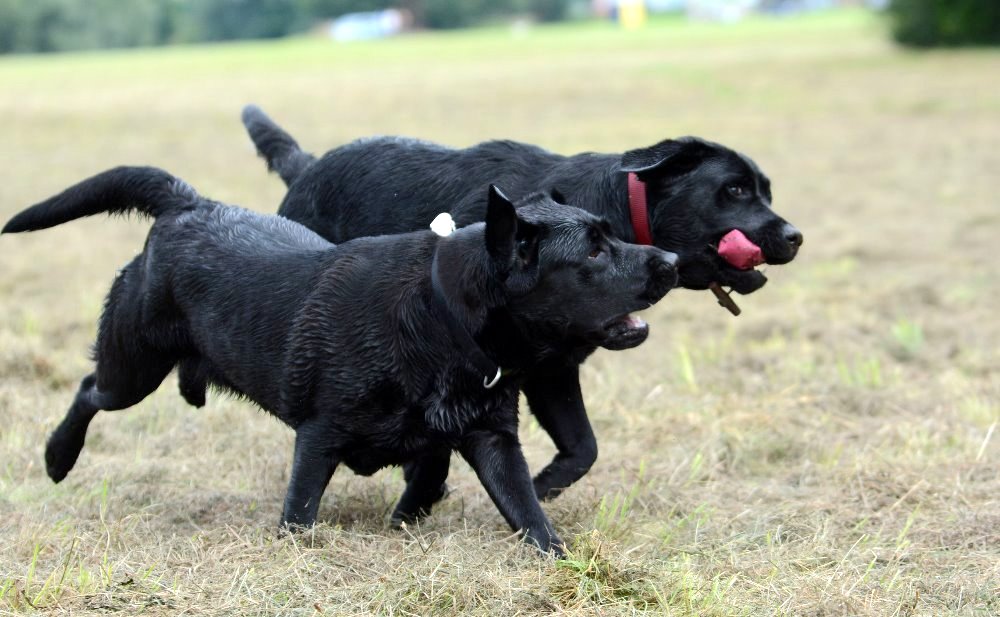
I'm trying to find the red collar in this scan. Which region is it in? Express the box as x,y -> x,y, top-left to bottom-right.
627,173 -> 653,245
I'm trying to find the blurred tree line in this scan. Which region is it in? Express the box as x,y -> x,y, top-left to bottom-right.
0,0 -> 570,54
890,0 -> 1000,47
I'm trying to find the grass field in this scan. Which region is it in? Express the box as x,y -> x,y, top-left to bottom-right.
1,9 -> 998,615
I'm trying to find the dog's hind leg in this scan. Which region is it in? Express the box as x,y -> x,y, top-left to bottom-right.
522,366 -> 597,501
45,374 -> 103,483
281,421 -> 339,530
390,450 -> 451,527
45,258 -> 181,483
45,356 -> 175,483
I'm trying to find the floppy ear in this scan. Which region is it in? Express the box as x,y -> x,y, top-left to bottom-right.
620,137 -> 714,179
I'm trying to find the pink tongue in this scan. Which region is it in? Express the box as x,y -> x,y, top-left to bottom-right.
717,229 -> 764,270
624,314 -> 646,329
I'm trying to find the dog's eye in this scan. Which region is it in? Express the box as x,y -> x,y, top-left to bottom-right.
727,185 -> 747,198
588,247 -> 603,259
517,238 -> 534,263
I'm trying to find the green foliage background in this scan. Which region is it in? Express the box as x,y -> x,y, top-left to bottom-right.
890,0 -> 1000,47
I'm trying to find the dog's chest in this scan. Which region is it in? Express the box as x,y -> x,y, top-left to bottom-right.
334,385 -> 517,476
423,383 -> 518,435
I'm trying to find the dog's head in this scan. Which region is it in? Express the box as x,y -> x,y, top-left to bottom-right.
620,137 -> 802,295
482,186 -> 678,351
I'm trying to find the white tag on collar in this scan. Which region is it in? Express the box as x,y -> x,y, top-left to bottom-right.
430,212 -> 456,237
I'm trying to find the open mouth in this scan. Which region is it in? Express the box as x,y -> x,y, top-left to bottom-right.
600,313 -> 649,351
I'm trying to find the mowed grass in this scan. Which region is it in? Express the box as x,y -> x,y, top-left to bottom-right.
1,9 -> 998,615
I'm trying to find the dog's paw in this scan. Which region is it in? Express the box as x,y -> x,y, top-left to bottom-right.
278,520 -> 315,536
389,512 -> 414,530
44,435 -> 80,483
390,481 -> 452,527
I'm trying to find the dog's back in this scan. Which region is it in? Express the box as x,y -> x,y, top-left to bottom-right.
241,105 -> 611,243
162,206 -> 334,408
286,138 -> 612,242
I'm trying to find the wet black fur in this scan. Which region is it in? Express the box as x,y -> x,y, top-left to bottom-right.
2,167 -> 677,556
239,105 -> 802,501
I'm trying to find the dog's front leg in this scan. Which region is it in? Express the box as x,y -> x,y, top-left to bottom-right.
281,422 -> 339,530
522,365 -> 597,500
459,430 -> 564,557
390,449 -> 451,527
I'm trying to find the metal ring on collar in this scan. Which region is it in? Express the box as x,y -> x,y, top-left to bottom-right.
483,367 -> 502,389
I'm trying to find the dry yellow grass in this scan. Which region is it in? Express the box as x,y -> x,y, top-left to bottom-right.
0,10 -> 998,616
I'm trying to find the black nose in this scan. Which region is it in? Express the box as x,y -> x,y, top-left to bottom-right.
648,250 -> 678,275
647,249 -> 679,295
783,224 -> 803,248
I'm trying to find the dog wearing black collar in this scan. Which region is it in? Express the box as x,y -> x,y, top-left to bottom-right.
238,105 -> 803,501
2,167 -> 677,555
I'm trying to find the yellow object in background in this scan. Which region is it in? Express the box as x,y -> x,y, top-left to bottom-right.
618,0 -> 648,30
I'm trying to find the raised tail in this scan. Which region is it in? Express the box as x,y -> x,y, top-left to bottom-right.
241,104 -> 316,186
2,166 -> 197,234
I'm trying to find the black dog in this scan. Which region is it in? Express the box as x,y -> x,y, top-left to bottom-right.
240,105 -> 803,500
3,167 -> 677,555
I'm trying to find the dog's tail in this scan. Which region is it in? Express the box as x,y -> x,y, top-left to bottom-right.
241,104 -> 315,187
2,166 -> 197,234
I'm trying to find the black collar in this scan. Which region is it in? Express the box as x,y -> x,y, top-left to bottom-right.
430,251 -> 503,389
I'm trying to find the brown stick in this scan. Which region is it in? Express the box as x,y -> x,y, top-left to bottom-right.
709,282 -> 741,316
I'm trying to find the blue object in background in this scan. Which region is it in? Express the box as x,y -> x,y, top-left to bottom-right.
330,10 -> 406,42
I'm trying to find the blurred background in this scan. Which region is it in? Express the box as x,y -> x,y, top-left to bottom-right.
1,0 -> 996,51
0,1 -> 997,614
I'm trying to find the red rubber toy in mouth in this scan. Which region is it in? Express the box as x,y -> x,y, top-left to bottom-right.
718,229 -> 764,270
